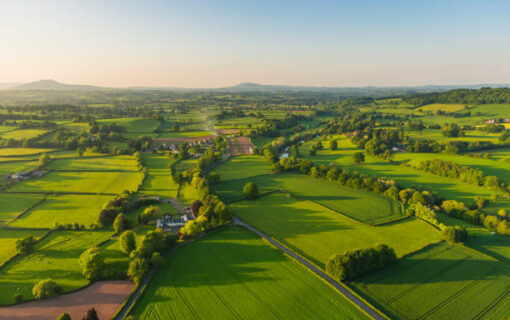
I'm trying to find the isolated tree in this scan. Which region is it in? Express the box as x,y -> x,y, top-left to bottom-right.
330,139 -> 338,150
243,182 -> 258,199
57,313 -> 72,320
78,247 -> 105,280
353,152 -> 365,165
38,153 -> 50,167
119,230 -> 136,255
14,293 -> 23,303
113,213 -> 129,233
15,236 -> 37,255
32,279 -> 62,299
82,308 -> 99,320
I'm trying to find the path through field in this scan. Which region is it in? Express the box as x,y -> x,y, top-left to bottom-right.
0,281 -> 134,320
232,216 -> 386,320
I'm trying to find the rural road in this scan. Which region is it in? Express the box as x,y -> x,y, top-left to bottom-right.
232,216 -> 386,320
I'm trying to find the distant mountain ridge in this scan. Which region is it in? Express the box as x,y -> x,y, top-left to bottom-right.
3,79 -> 509,93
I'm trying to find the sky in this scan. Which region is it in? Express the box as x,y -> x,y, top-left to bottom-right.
0,0 -> 509,88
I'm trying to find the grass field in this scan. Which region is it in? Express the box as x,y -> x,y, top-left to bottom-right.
210,155 -> 270,181
97,118 -> 160,133
351,243 -> 510,320
0,230 -> 115,305
8,171 -> 144,194
0,229 -> 47,267
0,193 -> 43,225
0,161 -> 39,177
0,129 -> 48,141
231,193 -> 440,268
418,104 -> 468,113
251,136 -> 273,148
9,194 -> 113,229
46,155 -> 139,171
156,131 -> 213,139
0,126 -> 16,134
214,172 -> 403,224
174,158 -> 196,173
0,148 -> 54,156
407,129 -> 501,144
129,226 -> 369,320
299,136 -> 497,202
468,104 -> 510,118
137,153 -> 179,198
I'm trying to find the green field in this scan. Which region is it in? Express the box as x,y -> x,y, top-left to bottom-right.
0,126 -> 16,134
129,226 -> 369,320
8,171 -> 144,194
231,193 -> 440,268
9,194 -> 112,229
0,230 -> 115,305
0,148 -> 54,156
210,155 -> 270,181
351,243 -> 510,320
97,118 -> 160,133
418,103 -> 468,112
0,129 -> 48,141
156,131 -> 213,139
0,161 -> 39,177
46,155 -> 139,171
137,153 -> 179,198
468,104 -> 510,118
174,158 -> 196,173
0,193 -> 43,225
0,229 -> 47,266
214,172 -> 403,224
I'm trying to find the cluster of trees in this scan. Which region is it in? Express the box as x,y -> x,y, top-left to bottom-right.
98,191 -> 158,226
18,120 -> 57,130
308,141 -> 323,155
480,124 -> 506,133
15,236 -> 37,255
417,159 -> 506,191
257,114 -> 313,137
32,279 -> 62,299
442,226 -> 467,244
403,87 -> 510,106
408,139 -> 507,154
441,123 -> 464,137
326,244 -> 397,281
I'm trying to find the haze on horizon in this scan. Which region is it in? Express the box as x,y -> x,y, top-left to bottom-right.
1,0 -> 509,88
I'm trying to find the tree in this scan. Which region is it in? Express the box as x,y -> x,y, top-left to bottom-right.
15,236 -> 37,255
209,172 -> 221,184
127,257 -> 149,284
243,182 -> 258,199
353,152 -> 365,165
151,252 -> 163,266
14,293 -> 23,303
119,230 -> 136,255
79,247 -> 105,280
330,139 -> 338,150
38,153 -> 50,167
191,200 -> 203,217
83,308 -> 99,320
32,279 -> 62,299
113,213 -> 129,233
57,313 -> 72,320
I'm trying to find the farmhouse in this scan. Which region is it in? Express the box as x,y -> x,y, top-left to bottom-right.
9,170 -> 45,181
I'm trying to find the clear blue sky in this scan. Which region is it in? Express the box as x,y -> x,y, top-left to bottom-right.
1,0 -> 509,87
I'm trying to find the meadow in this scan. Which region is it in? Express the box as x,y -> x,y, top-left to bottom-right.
0,129 -> 48,141
0,193 -> 43,225
210,155 -> 270,181
8,170 -> 144,194
0,148 -> 54,156
214,172 -> 403,225
230,193 -> 440,268
46,155 -> 139,171
9,194 -> 112,229
129,226 -> 370,320
417,103 -> 468,113
0,229 -> 47,266
351,243 -> 510,320
0,161 -> 39,177
137,153 -> 179,198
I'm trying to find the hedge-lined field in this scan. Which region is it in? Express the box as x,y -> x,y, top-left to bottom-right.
351,243 -> 510,320
0,230 -> 116,305
46,155 -> 139,171
137,153 -> 179,198
9,194 -> 112,229
214,172 -> 403,224
231,193 -> 440,268
0,229 -> 47,266
0,148 -> 54,156
210,155 -> 270,181
129,226 -> 369,320
8,171 -> 144,194
0,129 -> 48,141
0,193 -> 43,226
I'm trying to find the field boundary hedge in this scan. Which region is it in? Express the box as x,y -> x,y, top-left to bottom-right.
4,197 -> 47,226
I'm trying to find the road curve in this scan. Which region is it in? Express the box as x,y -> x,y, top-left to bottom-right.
232,216 -> 386,320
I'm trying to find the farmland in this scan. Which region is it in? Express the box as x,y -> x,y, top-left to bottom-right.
210,155 -> 270,180
129,226 -> 370,320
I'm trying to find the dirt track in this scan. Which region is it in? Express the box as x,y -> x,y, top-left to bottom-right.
0,281 -> 134,320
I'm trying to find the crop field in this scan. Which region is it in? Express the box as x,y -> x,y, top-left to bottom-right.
299,136 -> 497,202
46,155 -> 139,171
0,193 -> 43,225
9,194 -> 112,229
417,103 -> 468,112
231,193 -> 440,268
351,243 -> 510,320
129,226 -> 369,320
0,230 -> 115,305
8,170 -> 144,194
0,148 -> 54,156
210,155 -> 270,181
214,172 -> 403,224
138,153 -> 179,198
0,129 -> 48,141
0,229 -> 47,267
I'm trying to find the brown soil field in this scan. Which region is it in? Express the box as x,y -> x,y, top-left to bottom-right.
236,136 -> 255,155
0,281 -> 134,320
217,128 -> 239,135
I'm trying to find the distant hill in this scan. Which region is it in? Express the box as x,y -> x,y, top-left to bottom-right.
0,83 -> 22,90
9,79 -> 108,91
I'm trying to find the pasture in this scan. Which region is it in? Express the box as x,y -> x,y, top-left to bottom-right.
0,129 -> 48,141
0,230 -> 115,305
46,155 -> 139,171
0,193 -> 43,225
214,172 -> 403,225
0,161 -> 39,177
8,170 -> 144,194
9,194 -> 112,229
129,226 -> 369,320
417,103 -> 468,113
351,243 -> 510,320
231,193 -> 440,268
137,153 -> 179,198
210,155 -> 270,181
0,148 -> 54,156
0,229 -> 47,266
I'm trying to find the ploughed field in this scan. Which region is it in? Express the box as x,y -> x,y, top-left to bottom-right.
129,226 -> 370,320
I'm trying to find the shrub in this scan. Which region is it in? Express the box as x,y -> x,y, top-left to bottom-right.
83,308 -> 99,320
14,293 -> 23,303
78,247 -> 105,280
113,213 -> 129,233
119,230 -> 136,255
127,257 -> 150,284
243,182 -> 259,199
56,313 -> 71,320
151,252 -> 163,266
32,279 -> 62,299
